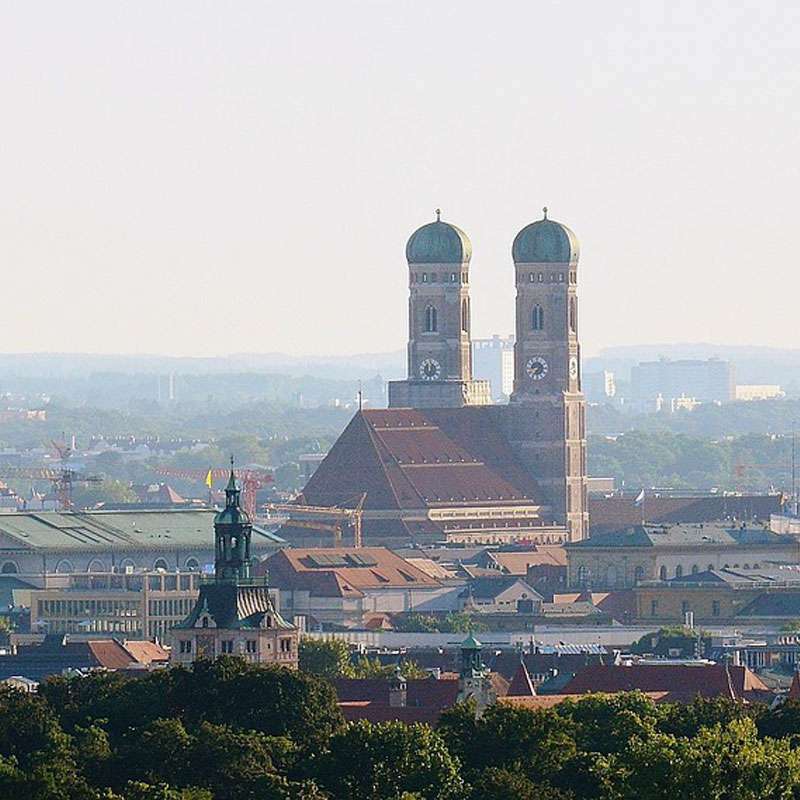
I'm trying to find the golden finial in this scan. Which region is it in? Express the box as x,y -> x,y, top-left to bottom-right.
435,208 -> 441,222
542,206 -> 548,220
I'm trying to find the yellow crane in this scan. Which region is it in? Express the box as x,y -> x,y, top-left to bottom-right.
264,494 -> 366,547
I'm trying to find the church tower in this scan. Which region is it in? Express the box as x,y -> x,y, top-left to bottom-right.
388,211 -> 490,408
504,209 -> 588,540
171,462 -> 299,666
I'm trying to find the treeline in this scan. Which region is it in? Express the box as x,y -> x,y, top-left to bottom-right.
7,658 -> 800,798
588,430 -> 796,493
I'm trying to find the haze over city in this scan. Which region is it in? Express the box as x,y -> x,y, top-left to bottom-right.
2,1 -> 798,356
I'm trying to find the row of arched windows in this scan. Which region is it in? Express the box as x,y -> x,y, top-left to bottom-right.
45,557 -> 202,574
524,271 -> 577,284
411,272 -> 468,284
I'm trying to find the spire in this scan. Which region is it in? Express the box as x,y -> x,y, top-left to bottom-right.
435,207 -> 441,222
542,206 -> 548,220
225,456 -> 238,506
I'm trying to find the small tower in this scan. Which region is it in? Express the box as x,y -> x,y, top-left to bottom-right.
388,211 -> 491,408
457,634 -> 495,711
502,208 -> 589,541
170,461 -> 299,666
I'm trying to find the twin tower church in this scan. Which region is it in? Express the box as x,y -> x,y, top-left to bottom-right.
294,209 -> 589,545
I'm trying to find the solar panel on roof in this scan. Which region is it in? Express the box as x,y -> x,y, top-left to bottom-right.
347,553 -> 377,567
306,553 -> 350,568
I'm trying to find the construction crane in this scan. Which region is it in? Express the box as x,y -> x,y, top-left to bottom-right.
0,466 -> 102,511
152,466 -> 272,520
264,494 -> 366,547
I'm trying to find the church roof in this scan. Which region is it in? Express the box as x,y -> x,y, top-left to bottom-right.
406,218 -> 471,264
507,660 -> 537,697
512,213 -> 579,264
299,409 -> 546,512
174,582 -> 294,631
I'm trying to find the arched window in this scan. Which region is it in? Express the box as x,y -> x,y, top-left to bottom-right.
87,559 -> 106,573
569,297 -> 577,333
461,299 -> 469,333
55,559 -> 74,574
0,562 -> 18,575
528,272 -> 535,282
424,306 -> 438,333
531,304 -> 544,331
153,558 -> 169,571
184,557 -> 200,572
634,566 -> 645,583
675,565 -> 683,579
659,566 -> 667,581
691,564 -> 699,574
421,273 -> 428,283
577,565 -> 587,585
119,558 -> 136,572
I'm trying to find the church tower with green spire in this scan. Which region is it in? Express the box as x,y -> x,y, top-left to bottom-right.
170,462 -> 299,667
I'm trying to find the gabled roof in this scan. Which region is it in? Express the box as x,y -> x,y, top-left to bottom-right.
588,495 -> 783,534
561,663 -> 770,703
569,523 -> 787,549
738,593 -> 800,618
507,660 -> 536,697
461,576 -> 542,600
474,546 -> 566,574
174,583 -> 294,631
262,547 -> 441,594
300,409 -> 546,511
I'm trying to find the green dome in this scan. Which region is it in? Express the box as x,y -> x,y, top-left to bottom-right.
513,210 -> 579,264
406,217 -> 472,264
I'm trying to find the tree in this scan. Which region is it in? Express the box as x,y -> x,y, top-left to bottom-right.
469,768 -> 574,800
315,721 -> 463,800
298,638 -> 350,680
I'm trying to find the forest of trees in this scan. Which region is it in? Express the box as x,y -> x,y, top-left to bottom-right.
6,657 -> 800,799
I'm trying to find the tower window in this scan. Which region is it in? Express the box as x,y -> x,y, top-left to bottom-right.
569,297 -> 577,333
531,304 -> 544,331
422,273 -> 428,283
425,305 -> 438,332
450,272 -> 457,282
528,272 -> 534,282
461,298 -> 469,333
537,272 -> 543,282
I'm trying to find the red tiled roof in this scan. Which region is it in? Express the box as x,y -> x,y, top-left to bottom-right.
339,701 -> 446,725
507,661 -> 536,697
561,663 -> 771,703
589,495 -> 783,534
333,677 -> 460,708
500,692 -> 669,710
87,640 -> 136,670
301,409 -> 547,512
122,640 -> 170,665
261,547 -> 440,596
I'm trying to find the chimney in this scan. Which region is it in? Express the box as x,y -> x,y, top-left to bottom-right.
389,668 -> 407,708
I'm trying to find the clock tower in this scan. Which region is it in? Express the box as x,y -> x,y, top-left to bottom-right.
504,208 -> 588,540
388,211 -> 490,408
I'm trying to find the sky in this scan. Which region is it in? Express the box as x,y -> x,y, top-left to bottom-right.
1,1 -> 799,358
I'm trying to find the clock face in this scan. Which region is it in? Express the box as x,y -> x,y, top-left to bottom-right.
569,356 -> 579,379
526,356 -> 548,380
419,358 -> 442,381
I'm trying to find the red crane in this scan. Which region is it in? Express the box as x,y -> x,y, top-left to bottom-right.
152,466 -> 272,519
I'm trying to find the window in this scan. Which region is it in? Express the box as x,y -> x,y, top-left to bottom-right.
461,298 -> 469,333
708,564 -> 715,572
246,640 -> 257,653
184,558 -> 200,572
528,272 -> 534,282
55,559 -> 74,574
651,599 -> 658,616
675,565 -> 683,579
424,305 -> 438,332
0,562 -> 18,575
634,566 -> 645,583
179,640 -> 192,654
153,558 -> 169,571
681,601 -> 689,615
577,565 -> 587,585
221,640 -> 234,654
422,273 -> 428,283
531,304 -> 544,331
450,272 -> 457,282
712,600 -> 720,617
569,297 -> 577,333
691,564 -> 699,574
280,638 -> 292,653
659,566 -> 667,581
537,272 -> 543,282
87,559 -> 106,573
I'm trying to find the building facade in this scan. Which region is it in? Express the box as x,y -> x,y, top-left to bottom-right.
300,210 -> 588,546
171,470 -> 299,667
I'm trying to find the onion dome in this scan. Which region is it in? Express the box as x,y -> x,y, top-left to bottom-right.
406,209 -> 472,264
512,207 -> 579,263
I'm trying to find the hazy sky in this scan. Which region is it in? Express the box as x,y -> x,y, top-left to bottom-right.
1,1 -> 798,358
